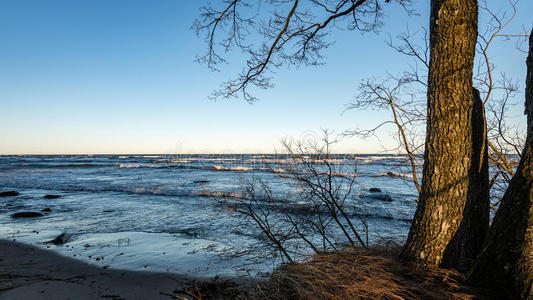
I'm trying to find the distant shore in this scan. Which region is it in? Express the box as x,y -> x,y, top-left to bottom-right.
0,239 -> 194,299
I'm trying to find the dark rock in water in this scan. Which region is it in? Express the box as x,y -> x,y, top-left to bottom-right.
179,230 -> 199,237
193,180 -> 209,184
379,194 -> 393,202
11,211 -> 44,218
103,209 -> 114,213
6,204 -> 13,207
43,194 -> 61,199
386,171 -> 400,177
50,233 -> 73,245
369,188 -> 382,193
41,208 -> 52,212
0,191 -> 19,197
362,192 -> 393,202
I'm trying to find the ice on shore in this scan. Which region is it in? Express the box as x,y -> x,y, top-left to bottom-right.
0,228 -> 274,280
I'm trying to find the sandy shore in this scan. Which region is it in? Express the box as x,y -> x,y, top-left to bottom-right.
0,239 -> 196,300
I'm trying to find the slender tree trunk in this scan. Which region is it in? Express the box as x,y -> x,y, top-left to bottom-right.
400,0 -> 485,267
469,28 -> 533,299
441,88 -> 490,271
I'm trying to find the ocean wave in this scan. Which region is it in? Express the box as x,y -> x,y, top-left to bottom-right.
356,155 -> 401,161
168,159 -> 192,164
195,191 -> 251,200
114,163 -> 264,173
375,171 -> 414,179
213,165 -> 254,172
330,172 -> 361,178
241,158 -> 348,166
217,197 -> 412,222
117,163 -> 161,168
8,163 -> 107,168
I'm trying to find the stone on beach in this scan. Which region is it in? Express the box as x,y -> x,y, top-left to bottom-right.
11,211 -> 44,218
0,191 -> 20,197
50,232 -> 73,245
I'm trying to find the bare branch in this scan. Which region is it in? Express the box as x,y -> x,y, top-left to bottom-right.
194,0 -> 414,102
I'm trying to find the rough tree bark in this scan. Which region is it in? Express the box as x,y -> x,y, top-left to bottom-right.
441,88 -> 490,271
400,0 -> 489,267
469,28 -> 533,299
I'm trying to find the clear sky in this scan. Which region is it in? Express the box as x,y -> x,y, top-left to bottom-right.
1,0 -> 532,154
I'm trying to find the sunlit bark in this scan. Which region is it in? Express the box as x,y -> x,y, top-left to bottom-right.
441,88 -> 489,271
400,0 -> 489,267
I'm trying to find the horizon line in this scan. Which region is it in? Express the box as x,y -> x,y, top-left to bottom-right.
0,152 -> 410,156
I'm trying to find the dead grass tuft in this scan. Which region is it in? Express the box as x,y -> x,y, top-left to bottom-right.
251,247 -> 495,299
174,246 -> 505,299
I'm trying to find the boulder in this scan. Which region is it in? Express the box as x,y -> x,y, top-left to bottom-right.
369,188 -> 382,193
41,208 -> 52,212
193,180 -> 209,184
11,212 -> 44,218
0,191 -> 19,197
43,195 -> 61,199
386,171 -> 400,177
50,233 -> 73,245
377,194 -> 393,202
362,192 -> 393,202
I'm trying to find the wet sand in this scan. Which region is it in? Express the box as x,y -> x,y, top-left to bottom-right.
0,239 -> 192,300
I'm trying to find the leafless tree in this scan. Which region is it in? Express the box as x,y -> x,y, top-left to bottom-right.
193,0 -> 414,102
344,0 -> 529,211
215,132 -> 367,262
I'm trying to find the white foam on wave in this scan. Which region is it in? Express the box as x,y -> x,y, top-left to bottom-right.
356,156 -> 403,163
213,165 -> 253,171
244,158 -> 339,166
376,171 -> 414,179
169,159 -> 191,164
330,171 -> 360,178
130,187 -> 163,195
195,191 -> 250,200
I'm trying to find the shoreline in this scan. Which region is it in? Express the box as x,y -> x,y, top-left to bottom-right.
0,238 -> 216,299
0,227 -> 273,281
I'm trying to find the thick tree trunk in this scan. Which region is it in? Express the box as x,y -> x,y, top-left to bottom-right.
400,0 -> 486,267
441,88 -> 489,271
469,28 -> 533,299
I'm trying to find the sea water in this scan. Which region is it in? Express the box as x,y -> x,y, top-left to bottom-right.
0,154 -> 419,279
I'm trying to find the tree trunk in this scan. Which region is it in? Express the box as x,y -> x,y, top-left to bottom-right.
441,88 -> 490,271
469,28 -> 533,299
400,0 -> 484,267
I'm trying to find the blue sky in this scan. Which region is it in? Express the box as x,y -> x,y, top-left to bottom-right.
1,0 -> 531,154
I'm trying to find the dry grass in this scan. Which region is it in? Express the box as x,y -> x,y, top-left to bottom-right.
177,246 -> 505,299
249,247 -> 497,300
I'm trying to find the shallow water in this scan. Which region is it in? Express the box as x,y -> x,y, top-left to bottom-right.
0,154 -> 419,279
